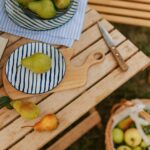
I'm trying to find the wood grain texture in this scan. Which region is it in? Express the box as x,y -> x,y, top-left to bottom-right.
88,0 -> 150,27
0,37 -> 8,60
10,52 -> 150,150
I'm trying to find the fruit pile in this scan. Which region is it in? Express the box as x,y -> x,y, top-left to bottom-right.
17,0 -> 71,19
112,116 -> 150,150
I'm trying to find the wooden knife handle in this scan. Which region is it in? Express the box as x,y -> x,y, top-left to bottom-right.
110,46 -> 128,72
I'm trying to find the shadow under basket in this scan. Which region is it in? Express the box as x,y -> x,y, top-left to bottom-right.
105,99 -> 150,150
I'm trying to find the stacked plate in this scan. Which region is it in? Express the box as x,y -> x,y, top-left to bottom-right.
5,0 -> 78,30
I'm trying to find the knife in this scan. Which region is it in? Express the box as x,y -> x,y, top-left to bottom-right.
98,22 -> 128,72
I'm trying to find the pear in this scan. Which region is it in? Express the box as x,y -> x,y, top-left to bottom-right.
34,114 -> 59,131
21,53 -> 51,74
16,0 -> 33,7
28,0 -> 56,19
22,114 -> 59,132
11,101 -> 40,120
53,0 -> 70,9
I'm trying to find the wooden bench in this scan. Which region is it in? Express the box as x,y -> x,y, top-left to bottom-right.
88,0 -> 150,27
0,7 -> 150,150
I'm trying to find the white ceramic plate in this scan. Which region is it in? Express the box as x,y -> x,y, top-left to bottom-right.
5,0 -> 78,30
6,42 -> 66,94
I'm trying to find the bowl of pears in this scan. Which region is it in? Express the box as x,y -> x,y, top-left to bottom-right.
5,0 -> 78,30
17,0 -> 71,19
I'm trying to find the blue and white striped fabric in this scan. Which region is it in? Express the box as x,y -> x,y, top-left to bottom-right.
0,0 -> 87,47
6,42 -> 66,94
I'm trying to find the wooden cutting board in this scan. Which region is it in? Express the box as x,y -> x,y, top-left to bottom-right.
2,48 -> 104,100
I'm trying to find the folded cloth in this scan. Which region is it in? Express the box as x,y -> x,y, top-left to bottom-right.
0,0 -> 87,47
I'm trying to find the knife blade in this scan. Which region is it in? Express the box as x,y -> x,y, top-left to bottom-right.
98,22 -> 128,72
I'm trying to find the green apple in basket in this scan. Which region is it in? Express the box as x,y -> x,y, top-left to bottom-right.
28,0 -> 56,19
117,145 -> 131,150
112,128 -> 124,144
133,147 -> 142,150
124,128 -> 142,147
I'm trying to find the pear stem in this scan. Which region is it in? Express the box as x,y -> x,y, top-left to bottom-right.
21,125 -> 33,128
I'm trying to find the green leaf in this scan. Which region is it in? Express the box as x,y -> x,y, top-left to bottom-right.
0,96 -> 13,110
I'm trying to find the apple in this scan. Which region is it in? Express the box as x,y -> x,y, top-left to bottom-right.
117,145 -> 131,150
133,146 -> 142,150
140,134 -> 150,148
124,128 -> 142,147
112,128 -> 124,144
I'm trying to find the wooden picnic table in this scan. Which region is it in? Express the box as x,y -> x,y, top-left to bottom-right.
0,7 -> 150,150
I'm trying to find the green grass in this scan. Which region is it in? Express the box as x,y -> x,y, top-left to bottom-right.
67,24 -> 150,150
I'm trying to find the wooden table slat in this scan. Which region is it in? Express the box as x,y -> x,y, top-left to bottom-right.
89,5 -> 150,20
89,0 -> 150,11
101,14 -> 150,28
88,0 -> 150,27
114,0 -> 150,4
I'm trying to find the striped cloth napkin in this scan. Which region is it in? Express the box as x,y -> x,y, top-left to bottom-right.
0,0 -> 87,47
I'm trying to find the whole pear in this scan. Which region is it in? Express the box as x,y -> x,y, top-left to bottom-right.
53,0 -> 70,9
11,101 -> 40,120
34,114 -> 59,131
28,0 -> 56,19
21,53 -> 51,74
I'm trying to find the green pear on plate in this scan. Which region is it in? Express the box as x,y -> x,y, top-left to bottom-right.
21,53 -> 52,74
16,0 -> 33,7
53,0 -> 70,9
28,0 -> 56,19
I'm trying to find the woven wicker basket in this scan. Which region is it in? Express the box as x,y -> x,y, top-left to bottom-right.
105,99 -> 150,150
